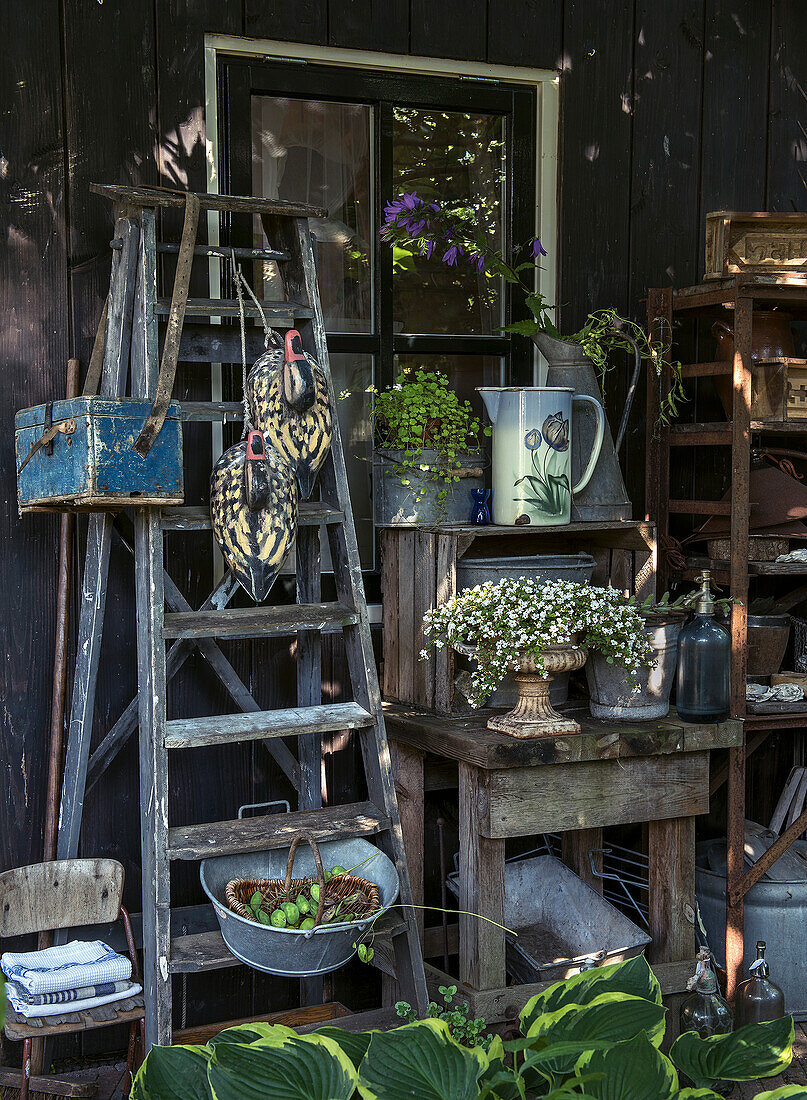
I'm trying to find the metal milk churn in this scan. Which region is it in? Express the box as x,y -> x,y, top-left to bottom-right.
532,331 -> 633,521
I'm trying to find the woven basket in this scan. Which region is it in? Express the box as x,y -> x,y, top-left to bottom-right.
225,834 -> 380,928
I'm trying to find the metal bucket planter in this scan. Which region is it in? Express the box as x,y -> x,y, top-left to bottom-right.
456,553 -> 596,591
586,618 -> 683,721
200,837 -> 399,977
373,448 -> 485,526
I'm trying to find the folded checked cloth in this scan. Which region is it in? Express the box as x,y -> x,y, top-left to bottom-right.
5,978 -> 132,1006
4,979 -> 142,1019
1,940 -> 131,996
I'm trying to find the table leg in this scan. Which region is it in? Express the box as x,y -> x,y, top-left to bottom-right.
648,816 -> 695,963
383,741 -> 425,1006
459,762 -> 505,990
562,828 -> 603,894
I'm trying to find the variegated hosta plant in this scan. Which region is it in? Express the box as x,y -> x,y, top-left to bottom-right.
129,955 -> 798,1100
421,578 -> 654,707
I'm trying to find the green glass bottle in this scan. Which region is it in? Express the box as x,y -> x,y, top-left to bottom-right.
677,570 -> 731,723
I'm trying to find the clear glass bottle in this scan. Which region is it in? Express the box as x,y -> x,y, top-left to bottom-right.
680,948 -> 734,1039
736,941 -> 785,1026
676,570 -> 731,723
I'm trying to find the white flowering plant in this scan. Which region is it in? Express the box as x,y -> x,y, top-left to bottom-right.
421,578 -> 654,706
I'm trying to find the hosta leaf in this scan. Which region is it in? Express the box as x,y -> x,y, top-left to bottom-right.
520,955 -> 661,1032
131,1045 -> 213,1100
314,1026 -> 373,1069
524,992 -> 666,1075
753,1088 -> 807,1099
207,1033 -> 357,1100
0,984 -> 5,1029
357,1019 -> 487,1100
477,1035 -> 526,1100
208,1022 -> 295,1048
575,1032 -> 678,1100
670,1017 -> 795,1088
670,1091 -> 724,1099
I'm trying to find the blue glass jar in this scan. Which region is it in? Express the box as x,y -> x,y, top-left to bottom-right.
676,570 -> 731,723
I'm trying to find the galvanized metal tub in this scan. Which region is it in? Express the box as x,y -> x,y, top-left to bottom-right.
449,853 -> 650,983
695,838 -> 807,1019
456,553 -> 596,591
586,619 -> 683,721
200,839 -> 400,977
373,448 -> 486,526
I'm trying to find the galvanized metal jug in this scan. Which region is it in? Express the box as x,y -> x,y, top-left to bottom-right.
478,386 -> 605,526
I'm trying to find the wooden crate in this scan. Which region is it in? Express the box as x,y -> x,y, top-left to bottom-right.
380,522 -> 656,715
705,211 -> 807,280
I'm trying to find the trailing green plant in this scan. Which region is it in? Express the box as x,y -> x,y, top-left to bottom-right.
372,368 -> 489,517
380,193 -> 685,428
629,589 -> 740,623
129,955 -> 801,1100
395,984 -> 492,1050
421,578 -> 654,706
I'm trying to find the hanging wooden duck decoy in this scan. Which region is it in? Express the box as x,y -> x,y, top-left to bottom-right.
247,329 -> 333,500
210,429 -> 298,602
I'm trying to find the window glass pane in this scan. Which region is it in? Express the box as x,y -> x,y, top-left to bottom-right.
252,96 -> 373,333
393,354 -> 504,428
392,109 -> 505,336
331,353 -> 374,566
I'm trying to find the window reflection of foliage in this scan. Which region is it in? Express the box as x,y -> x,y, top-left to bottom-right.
392,108 -> 505,335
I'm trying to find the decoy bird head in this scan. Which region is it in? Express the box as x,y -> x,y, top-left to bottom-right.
282,329 -> 316,412
244,429 -> 274,511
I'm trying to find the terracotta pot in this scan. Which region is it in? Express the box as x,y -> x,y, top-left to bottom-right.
712,311 -> 794,416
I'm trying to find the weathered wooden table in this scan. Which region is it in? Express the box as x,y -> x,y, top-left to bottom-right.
384,701 -> 742,1021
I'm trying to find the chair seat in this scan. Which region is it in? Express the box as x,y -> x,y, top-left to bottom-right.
4,993 -> 144,1040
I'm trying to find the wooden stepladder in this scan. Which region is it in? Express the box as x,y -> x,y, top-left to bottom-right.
56,185 -> 427,1048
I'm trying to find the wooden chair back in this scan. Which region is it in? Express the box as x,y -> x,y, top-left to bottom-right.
0,859 -> 124,939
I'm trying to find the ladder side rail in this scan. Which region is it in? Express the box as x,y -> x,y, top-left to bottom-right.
57,216 -> 141,862
297,525 -> 324,810
286,217 -> 428,1014
132,206 -> 173,1047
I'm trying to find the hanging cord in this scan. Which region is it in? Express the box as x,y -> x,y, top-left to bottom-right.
231,251 -> 253,440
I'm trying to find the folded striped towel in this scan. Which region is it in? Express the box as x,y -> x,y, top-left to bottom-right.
4,980 -> 142,1019
5,978 -> 132,1006
1,940 -> 131,996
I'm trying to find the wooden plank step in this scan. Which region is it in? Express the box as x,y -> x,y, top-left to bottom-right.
161,501 -> 344,531
668,499 -> 732,516
91,183 -> 327,219
163,602 -> 358,641
156,242 -> 290,261
178,401 -> 243,422
173,1001 -> 353,1046
668,423 -> 732,445
169,907 -> 404,973
167,798 -> 389,859
681,361 -> 733,378
165,701 -> 375,750
155,297 -> 312,321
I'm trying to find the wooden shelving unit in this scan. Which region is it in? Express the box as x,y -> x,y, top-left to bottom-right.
646,274 -> 807,997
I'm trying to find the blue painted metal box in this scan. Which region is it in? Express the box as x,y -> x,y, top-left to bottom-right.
16,397 -> 184,513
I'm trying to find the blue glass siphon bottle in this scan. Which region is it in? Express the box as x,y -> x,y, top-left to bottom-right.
676,570 -> 731,724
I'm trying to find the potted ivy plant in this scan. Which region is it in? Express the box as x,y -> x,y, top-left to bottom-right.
421,578 -> 653,738
372,368 -> 489,526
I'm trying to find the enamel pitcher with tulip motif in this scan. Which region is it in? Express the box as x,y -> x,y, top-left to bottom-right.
478,387 -> 605,526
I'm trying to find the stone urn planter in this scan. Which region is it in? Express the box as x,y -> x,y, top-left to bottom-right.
586,616 -> 683,721
458,638 -> 589,738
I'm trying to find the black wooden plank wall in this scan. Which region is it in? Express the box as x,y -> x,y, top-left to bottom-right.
1,0 -> 805,1031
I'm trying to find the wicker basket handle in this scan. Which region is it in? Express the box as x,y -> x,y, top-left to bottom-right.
284,833 -> 326,926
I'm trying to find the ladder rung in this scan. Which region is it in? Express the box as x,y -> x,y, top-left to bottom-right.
163,602 -> 358,641
167,798 -> 388,860
155,297 -> 312,321
681,361 -> 733,378
157,243 -> 290,262
161,502 -> 345,532
165,701 -> 374,749
169,908 -> 407,974
668,423 -> 732,445
178,401 -> 243,422
668,499 -> 732,516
